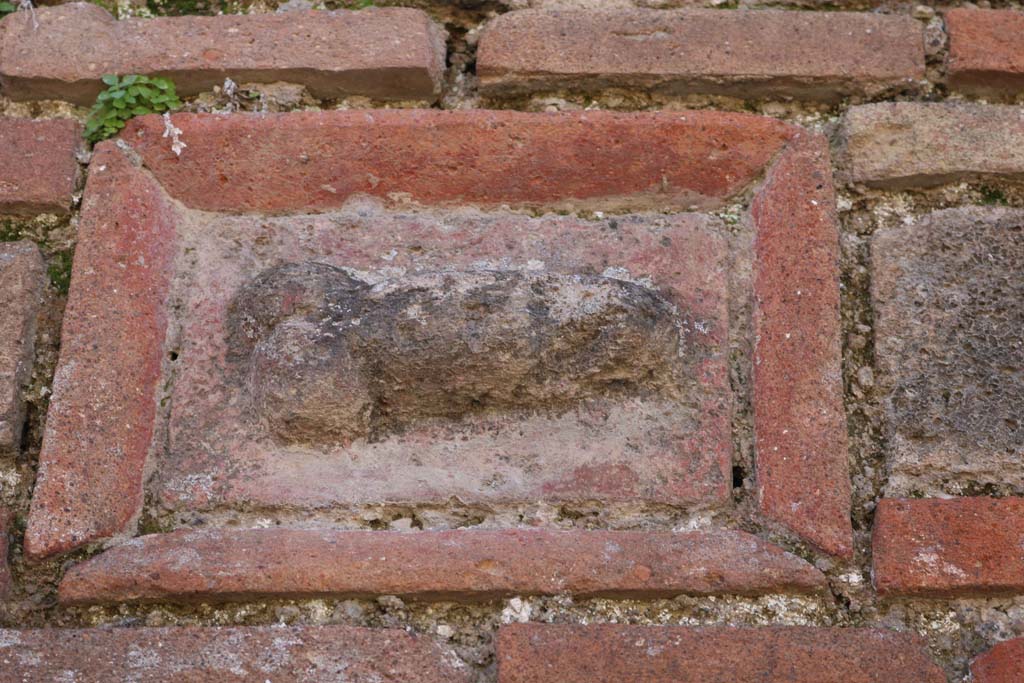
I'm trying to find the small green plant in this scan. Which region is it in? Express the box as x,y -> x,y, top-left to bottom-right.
84,74 -> 182,144
0,2 -> 16,16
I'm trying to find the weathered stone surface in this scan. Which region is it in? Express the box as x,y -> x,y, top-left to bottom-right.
0,241 -> 45,457
873,207 -> 1024,496
0,118 -> 81,216
59,528 -> 827,604
947,9 -> 1024,97
24,145 -> 179,560
495,624 -> 946,682
119,109 -> 796,213
873,497 -> 1024,597
477,9 -> 924,101
156,208 -> 732,513
0,3 -> 447,104
0,625 -> 473,682
232,266 -> 690,444
839,102 -> 1024,188
752,133 -> 851,557
972,638 -> 1024,683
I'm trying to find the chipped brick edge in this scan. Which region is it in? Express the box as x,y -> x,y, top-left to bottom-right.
24,144 -> 179,560
751,132 -> 852,557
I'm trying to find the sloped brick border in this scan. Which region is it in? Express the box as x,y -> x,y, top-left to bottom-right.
25,110 -> 850,566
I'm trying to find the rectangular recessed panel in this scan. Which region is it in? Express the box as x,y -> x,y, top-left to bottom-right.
151,204 -> 733,513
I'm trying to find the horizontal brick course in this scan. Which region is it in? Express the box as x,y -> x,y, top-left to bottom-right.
0,241 -> 45,458
0,118 -> 82,216
839,102 -> 1024,188
58,528 -> 827,604
119,109 -> 795,213
0,3 -> 446,104
872,497 -> 1024,597
947,9 -> 1024,97
0,625 -> 472,681
477,9 -> 925,102
496,624 -> 946,682
972,638 -> 1024,683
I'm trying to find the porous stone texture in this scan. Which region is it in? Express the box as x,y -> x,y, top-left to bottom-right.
0,241 -> 45,457
872,497 -> 1024,597
0,3 -> 447,104
947,9 -> 1024,97
118,109 -> 796,213
751,133 -> 851,557
24,145 -> 179,560
477,9 -> 925,101
156,207 -> 732,513
0,118 -> 82,217
0,625 -> 473,682
58,528 -> 827,605
495,624 -> 946,682
872,207 -> 1023,495
972,638 -> 1024,683
839,102 -> 1024,189
232,265 -> 691,445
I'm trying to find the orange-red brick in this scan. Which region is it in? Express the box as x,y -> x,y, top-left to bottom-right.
972,638 -> 1024,683
947,9 -> 1024,97
0,625 -> 472,681
873,497 -> 1024,597
478,9 -> 924,102
0,118 -> 81,216
0,3 -> 446,104
496,624 -> 945,682
59,528 -> 826,605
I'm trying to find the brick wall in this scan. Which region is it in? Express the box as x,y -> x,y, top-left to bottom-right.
0,1 -> 1022,681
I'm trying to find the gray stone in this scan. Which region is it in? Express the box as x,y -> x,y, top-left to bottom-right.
229,264 -> 689,444
872,207 -> 1024,494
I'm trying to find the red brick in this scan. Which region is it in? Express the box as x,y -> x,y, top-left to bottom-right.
0,625 -> 472,682
751,133 -> 852,557
0,508 -> 10,598
119,109 -> 795,213
872,497 -> 1024,597
0,241 -> 45,457
972,638 -> 1024,683
496,624 -> 946,682
947,9 -> 1024,97
839,102 -> 1024,189
0,118 -> 81,216
0,3 -> 446,105
477,9 -> 925,102
58,528 -> 826,605
24,144 -> 179,560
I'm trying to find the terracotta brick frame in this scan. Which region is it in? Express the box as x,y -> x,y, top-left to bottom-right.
24,110 -> 850,567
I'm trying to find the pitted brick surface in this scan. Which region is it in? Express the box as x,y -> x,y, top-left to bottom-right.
0,3 -> 446,104
0,625 -> 473,682
59,528 -> 827,604
0,118 -> 82,216
496,624 -> 946,682
0,241 -> 45,457
478,9 -> 924,101
873,497 -> 1024,597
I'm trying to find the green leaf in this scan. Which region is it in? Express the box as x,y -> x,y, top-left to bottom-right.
101,74 -> 119,86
